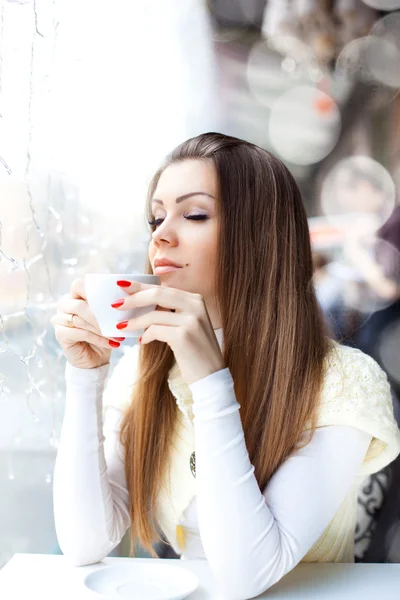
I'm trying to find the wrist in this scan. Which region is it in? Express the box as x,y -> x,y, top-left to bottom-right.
65,361 -> 111,385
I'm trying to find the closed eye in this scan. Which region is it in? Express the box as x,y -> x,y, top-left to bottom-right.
148,215 -> 209,228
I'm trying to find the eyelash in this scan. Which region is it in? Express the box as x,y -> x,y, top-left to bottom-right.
147,215 -> 209,228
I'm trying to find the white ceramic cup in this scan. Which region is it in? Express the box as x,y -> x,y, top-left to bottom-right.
85,273 -> 161,338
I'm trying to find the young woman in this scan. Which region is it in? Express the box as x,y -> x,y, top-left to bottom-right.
51,133 -> 400,600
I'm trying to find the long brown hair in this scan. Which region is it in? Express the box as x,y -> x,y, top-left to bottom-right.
120,132 -> 332,557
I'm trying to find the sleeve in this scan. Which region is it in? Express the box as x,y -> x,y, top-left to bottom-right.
102,343 -> 140,418
190,369 -> 373,600
53,346 -> 139,567
315,345 -> 400,476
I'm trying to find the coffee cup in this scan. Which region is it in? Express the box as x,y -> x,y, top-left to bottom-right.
85,273 -> 161,338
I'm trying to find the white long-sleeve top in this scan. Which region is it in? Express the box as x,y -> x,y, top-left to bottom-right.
52,347 -> 381,600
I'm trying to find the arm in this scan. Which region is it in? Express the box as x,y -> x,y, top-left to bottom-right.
53,362 -> 130,567
191,369 -> 372,600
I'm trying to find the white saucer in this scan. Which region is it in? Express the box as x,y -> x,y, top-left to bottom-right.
83,562 -> 199,599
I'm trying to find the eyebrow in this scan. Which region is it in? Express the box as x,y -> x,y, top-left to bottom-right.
151,192 -> 215,205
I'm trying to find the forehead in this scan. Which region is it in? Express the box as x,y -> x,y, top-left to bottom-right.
154,159 -> 217,198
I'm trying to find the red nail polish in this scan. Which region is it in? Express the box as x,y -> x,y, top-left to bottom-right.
116,321 -> 129,330
109,340 -> 120,348
111,299 -> 125,308
116,280 -> 131,287
113,337 -> 125,341
138,336 -> 142,343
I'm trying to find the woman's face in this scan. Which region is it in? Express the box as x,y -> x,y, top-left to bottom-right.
148,159 -> 221,328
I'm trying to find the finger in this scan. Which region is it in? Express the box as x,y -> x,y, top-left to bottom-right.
51,312 -> 124,341
70,278 -> 87,301
139,324 -> 177,347
120,287 -> 198,312
53,324 -> 118,350
116,279 -> 156,294
57,297 -> 101,332
116,309 -> 185,332
51,312 -> 96,334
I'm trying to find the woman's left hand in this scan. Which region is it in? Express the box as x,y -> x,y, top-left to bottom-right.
112,280 -> 225,386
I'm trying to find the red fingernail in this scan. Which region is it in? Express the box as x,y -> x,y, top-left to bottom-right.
109,340 -> 120,348
138,336 -> 142,343
116,321 -> 129,330
113,337 -> 125,341
116,280 -> 131,287
111,299 -> 125,308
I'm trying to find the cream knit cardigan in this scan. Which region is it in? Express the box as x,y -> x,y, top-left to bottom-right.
102,337 -> 400,562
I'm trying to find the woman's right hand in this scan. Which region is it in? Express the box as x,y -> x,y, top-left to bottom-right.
50,278 -> 125,370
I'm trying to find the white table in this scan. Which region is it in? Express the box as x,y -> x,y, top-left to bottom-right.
0,554 -> 399,599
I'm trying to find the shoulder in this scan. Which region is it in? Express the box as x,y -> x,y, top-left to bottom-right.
102,343 -> 141,417
321,340 -> 391,406
315,340 -> 400,475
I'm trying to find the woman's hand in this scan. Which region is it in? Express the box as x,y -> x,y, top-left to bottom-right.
51,279 -> 126,369
112,280 -> 225,385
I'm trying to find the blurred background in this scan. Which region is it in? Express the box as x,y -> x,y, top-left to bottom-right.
1,0 -> 400,568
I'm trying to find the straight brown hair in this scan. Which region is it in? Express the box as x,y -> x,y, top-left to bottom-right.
120,132 -> 332,557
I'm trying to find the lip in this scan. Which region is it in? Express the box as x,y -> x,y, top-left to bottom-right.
154,265 -> 183,274
154,257 -> 183,268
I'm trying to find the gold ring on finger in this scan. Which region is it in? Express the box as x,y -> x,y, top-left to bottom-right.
66,313 -> 76,328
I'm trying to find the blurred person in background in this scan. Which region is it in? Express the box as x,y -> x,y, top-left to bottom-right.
316,163 -> 400,360
343,199 -> 400,414
312,250 -> 355,342
312,251 -> 337,314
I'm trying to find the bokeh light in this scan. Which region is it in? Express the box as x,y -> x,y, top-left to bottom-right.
321,156 -> 396,225
365,37 -> 400,89
335,36 -> 399,107
311,256 -> 381,339
313,235 -> 400,339
371,10 -> 400,40
246,37 -> 321,109
264,35 -> 318,67
268,85 -> 340,165
336,234 -> 400,315
361,0 -> 400,9
366,12 -> 400,89
247,39 -> 309,109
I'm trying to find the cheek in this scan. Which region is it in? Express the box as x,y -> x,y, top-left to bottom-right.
189,230 -> 217,258
195,242 -> 218,273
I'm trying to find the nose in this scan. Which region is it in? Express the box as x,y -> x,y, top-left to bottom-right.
151,224 -> 177,246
